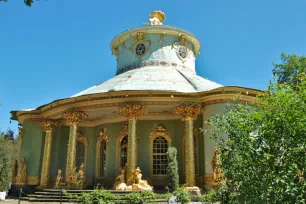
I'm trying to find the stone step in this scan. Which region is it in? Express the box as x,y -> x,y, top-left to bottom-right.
28,198 -> 79,202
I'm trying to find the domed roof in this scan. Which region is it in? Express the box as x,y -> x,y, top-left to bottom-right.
72,64 -> 222,97
72,11 -> 222,98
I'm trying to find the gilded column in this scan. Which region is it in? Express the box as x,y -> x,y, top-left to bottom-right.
120,104 -> 147,185
63,109 -> 88,184
39,119 -> 60,188
174,103 -> 203,187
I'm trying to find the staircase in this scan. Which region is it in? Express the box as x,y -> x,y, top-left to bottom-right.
22,189 -> 82,203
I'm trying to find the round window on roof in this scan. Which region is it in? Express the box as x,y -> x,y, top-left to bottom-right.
178,45 -> 188,59
136,43 -> 146,56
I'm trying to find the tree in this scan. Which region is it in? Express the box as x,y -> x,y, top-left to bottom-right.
273,53 -> 306,89
167,147 -> 179,192
0,137 -> 13,192
207,54 -> 306,203
0,0 -> 34,7
4,129 -> 14,140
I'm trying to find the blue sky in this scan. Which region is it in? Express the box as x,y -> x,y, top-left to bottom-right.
1,0 -> 306,133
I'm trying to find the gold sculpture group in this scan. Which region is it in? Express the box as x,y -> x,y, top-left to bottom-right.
113,166 -> 153,191
55,163 -> 86,189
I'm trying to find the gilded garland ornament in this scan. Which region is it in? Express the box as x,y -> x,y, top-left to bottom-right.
173,103 -> 203,121
120,104 -> 147,120
98,128 -> 108,143
40,119 -> 60,132
63,109 -> 88,125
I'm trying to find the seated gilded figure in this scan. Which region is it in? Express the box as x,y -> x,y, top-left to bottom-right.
113,168 -> 127,190
68,163 -> 86,189
113,167 -> 153,191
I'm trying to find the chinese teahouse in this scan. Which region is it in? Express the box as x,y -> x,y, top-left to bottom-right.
11,11 -> 260,190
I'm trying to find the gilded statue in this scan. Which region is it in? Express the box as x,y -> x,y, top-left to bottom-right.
15,157 -> 27,185
132,167 -> 153,191
211,148 -> 222,182
148,11 -> 165,26
113,167 -> 152,191
77,163 -> 85,187
68,163 -> 86,189
113,168 -> 127,190
55,169 -> 64,188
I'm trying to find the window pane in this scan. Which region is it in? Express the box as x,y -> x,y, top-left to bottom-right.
152,136 -> 168,175
100,140 -> 107,177
120,136 -> 128,168
76,142 -> 85,170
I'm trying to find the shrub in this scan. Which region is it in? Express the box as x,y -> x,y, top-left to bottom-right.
65,189 -> 115,204
167,147 -> 179,192
200,189 -> 221,203
124,191 -> 169,204
173,187 -> 190,204
0,137 -> 14,192
206,56 -> 306,202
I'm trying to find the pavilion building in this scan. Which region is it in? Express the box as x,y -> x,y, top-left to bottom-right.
11,11 -> 260,190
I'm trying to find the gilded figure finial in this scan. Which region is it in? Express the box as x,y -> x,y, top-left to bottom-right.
149,10 -> 165,25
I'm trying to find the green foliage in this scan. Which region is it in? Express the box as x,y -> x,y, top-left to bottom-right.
65,189 -> 115,204
0,137 -> 13,192
173,187 -> 190,204
65,189 -> 170,204
273,53 -> 306,89
124,191 -> 169,204
206,55 -> 306,203
167,147 -> 179,192
199,189 -> 219,203
4,128 -> 14,140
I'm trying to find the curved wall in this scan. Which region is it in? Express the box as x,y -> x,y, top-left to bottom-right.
116,34 -> 196,75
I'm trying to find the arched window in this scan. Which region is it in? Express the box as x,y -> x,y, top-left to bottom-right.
100,140 -> 107,177
150,124 -> 171,176
152,136 -> 168,175
76,141 -> 85,169
76,130 -> 88,171
96,128 -> 108,178
120,135 -> 128,169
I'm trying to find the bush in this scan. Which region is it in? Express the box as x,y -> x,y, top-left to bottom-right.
124,191 -> 169,204
167,147 -> 179,192
173,187 -> 190,204
200,189 -> 222,203
65,189 -> 115,204
0,137 -> 14,192
206,57 -> 306,202
65,189 -> 170,204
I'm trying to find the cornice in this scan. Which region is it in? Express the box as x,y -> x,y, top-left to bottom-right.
14,87 -> 262,125
110,25 -> 201,56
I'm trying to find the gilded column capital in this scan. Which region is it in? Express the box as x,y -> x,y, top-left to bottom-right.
40,120 -> 60,132
173,103 -> 203,121
119,104 -> 147,120
63,109 -> 88,125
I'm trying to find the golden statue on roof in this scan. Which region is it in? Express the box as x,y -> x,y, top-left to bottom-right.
149,10 -> 165,25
